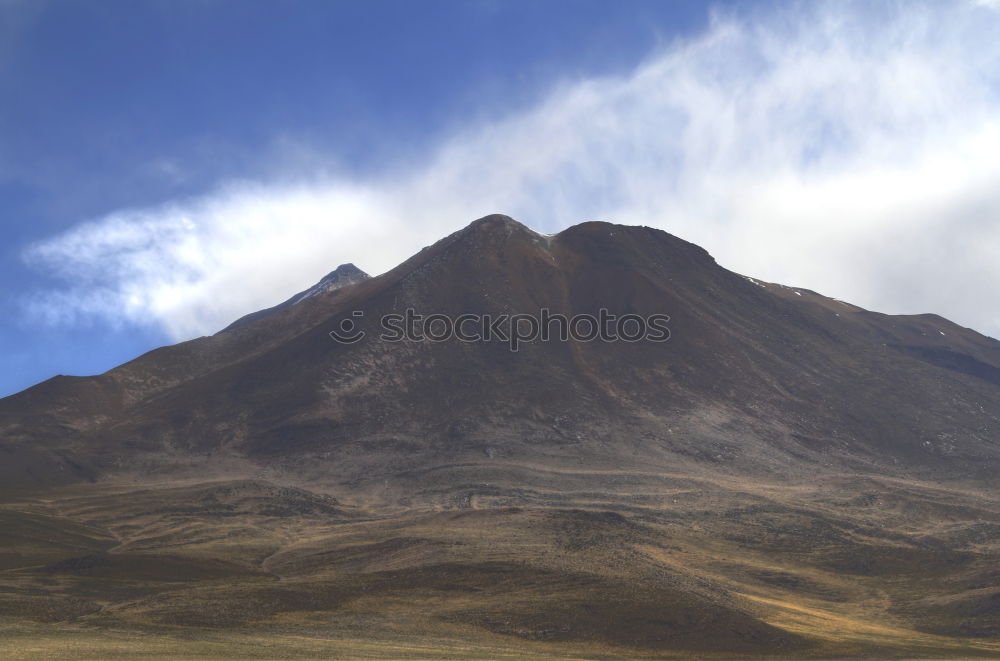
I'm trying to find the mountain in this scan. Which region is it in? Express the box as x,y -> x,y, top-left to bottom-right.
1,214 -> 999,659
219,262 -> 369,332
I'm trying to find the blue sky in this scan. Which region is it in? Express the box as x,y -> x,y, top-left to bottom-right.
0,0 -> 725,396
3,0 -> 1000,397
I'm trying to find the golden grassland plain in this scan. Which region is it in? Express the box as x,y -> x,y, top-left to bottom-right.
2,465 -> 999,659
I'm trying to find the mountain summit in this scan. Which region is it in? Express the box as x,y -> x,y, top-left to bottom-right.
1,215 -> 999,657
220,262 -> 370,332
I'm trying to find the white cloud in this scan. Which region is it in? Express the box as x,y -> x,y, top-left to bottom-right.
23,1 -> 1000,339
972,0 -> 1000,10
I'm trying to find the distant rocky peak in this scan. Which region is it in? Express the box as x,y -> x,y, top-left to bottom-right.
219,262 -> 370,333
291,264 -> 369,305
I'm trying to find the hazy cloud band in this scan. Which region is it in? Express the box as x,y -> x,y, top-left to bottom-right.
23,1 -> 1000,339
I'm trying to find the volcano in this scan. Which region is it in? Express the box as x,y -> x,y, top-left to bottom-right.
1,215 -> 999,659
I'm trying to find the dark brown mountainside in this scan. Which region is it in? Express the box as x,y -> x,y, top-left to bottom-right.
1,215 -> 999,659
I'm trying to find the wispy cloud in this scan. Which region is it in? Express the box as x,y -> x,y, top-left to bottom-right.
23,1 -> 1000,339
972,0 -> 1000,10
